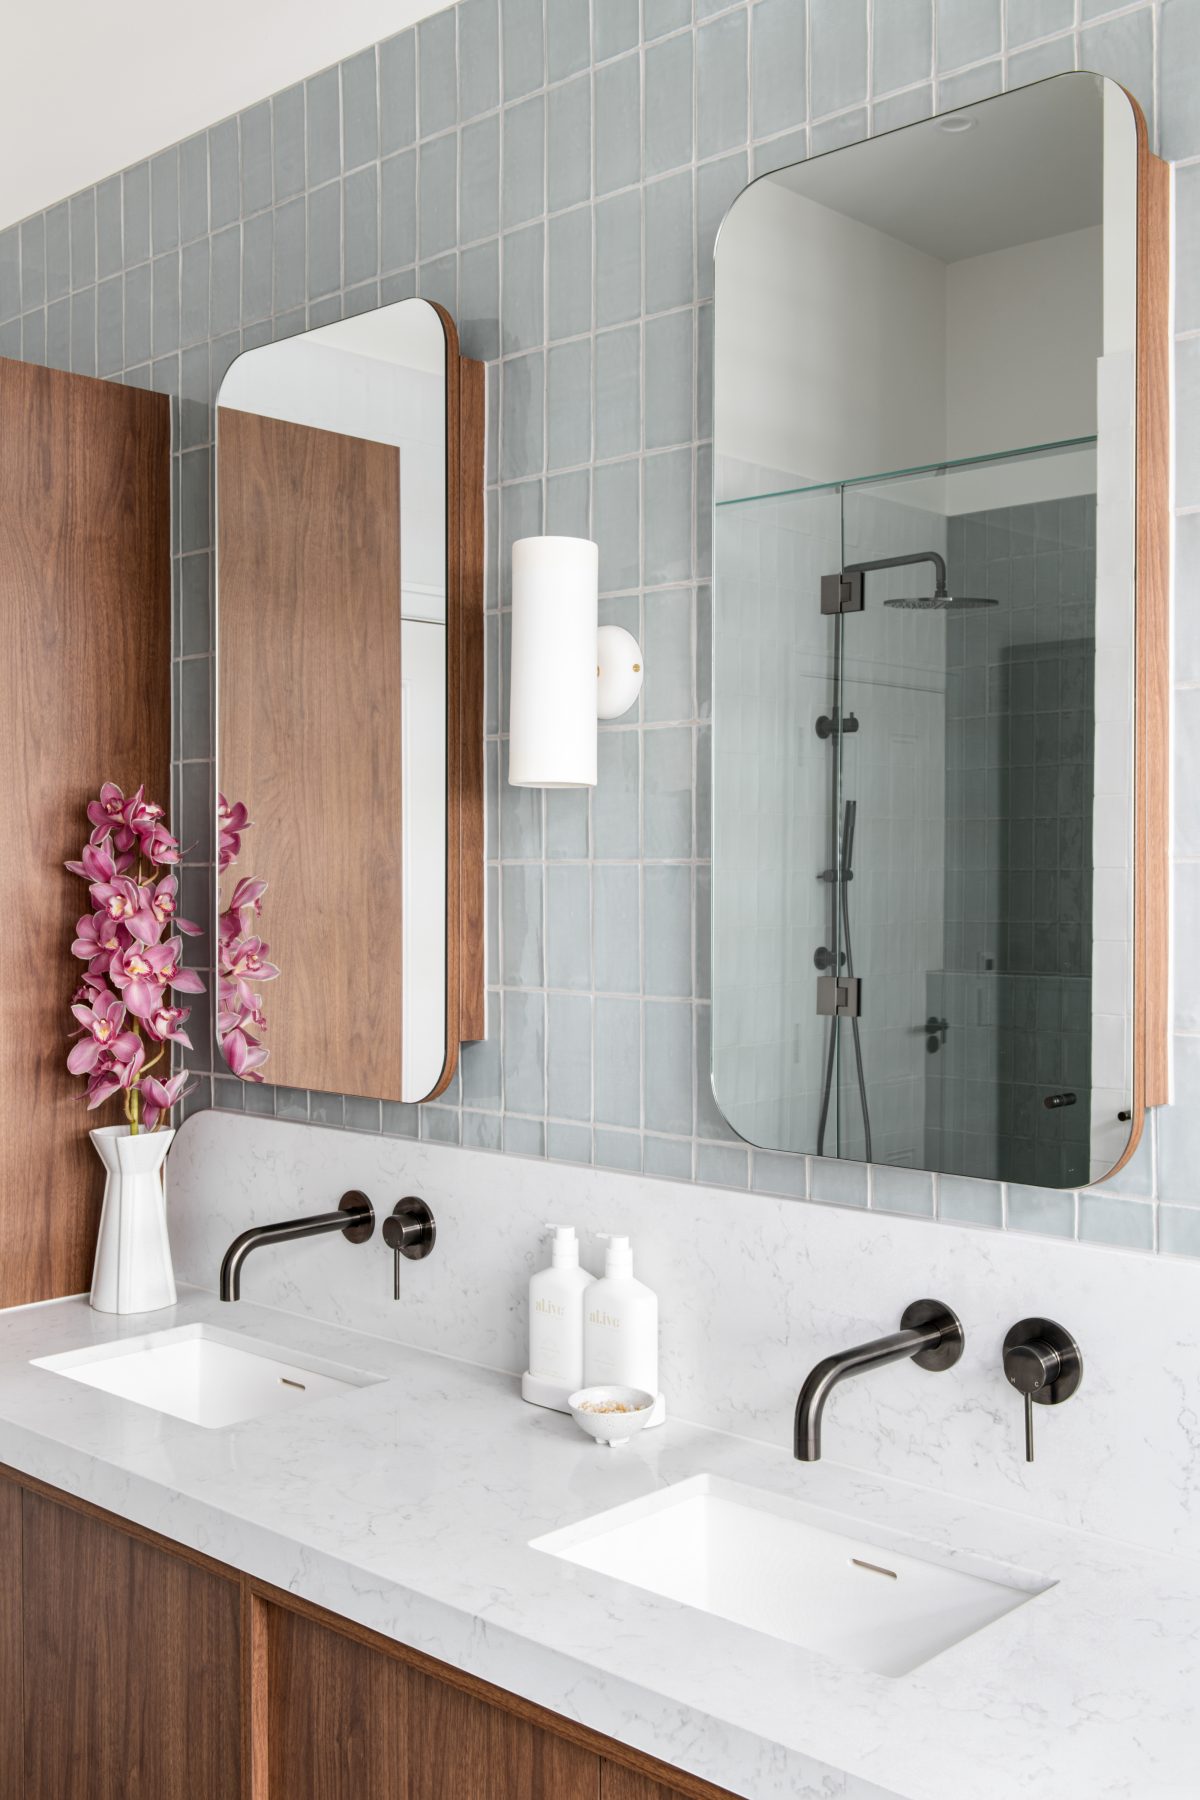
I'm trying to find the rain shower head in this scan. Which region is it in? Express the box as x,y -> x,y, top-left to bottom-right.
839,550 -> 997,612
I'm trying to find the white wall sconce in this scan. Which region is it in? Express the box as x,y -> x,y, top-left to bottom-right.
507,536 -> 645,788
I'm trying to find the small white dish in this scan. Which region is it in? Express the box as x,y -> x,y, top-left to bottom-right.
568,1385 -> 656,1448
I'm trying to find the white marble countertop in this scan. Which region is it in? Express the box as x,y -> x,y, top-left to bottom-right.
0,1288 -> 1196,1800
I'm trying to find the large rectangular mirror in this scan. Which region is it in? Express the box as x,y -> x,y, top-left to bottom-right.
712,75 -> 1167,1189
215,299 -> 484,1103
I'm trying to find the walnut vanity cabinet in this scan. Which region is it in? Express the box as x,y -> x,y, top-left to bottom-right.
0,1467 -> 743,1800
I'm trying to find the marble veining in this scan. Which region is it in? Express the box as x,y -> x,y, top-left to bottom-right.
0,1287 -> 1196,1800
166,1112 -> 1200,1558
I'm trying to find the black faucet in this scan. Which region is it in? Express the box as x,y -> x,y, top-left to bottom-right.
794,1299 -> 964,1461
219,1190 -> 375,1301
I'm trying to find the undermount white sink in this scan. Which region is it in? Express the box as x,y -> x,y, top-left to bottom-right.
33,1323 -> 383,1429
533,1474 -> 1049,1677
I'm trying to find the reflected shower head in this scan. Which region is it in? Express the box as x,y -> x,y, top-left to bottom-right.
884,591 -> 997,610
840,550 -> 997,612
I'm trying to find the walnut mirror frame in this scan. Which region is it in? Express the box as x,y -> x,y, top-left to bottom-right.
710,75 -> 1168,1190
215,298 -> 484,1104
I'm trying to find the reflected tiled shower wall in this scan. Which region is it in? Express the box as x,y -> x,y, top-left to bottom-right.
3,0 -> 1200,1253
928,498 -> 1096,1188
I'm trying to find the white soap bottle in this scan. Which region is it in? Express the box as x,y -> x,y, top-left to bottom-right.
582,1234 -> 659,1403
523,1224 -> 593,1412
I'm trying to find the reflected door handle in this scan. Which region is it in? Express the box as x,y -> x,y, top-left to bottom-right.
1043,1092 -> 1077,1109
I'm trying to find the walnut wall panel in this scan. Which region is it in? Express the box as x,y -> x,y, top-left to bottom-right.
0,1477 -> 21,1799
217,408 -> 404,1099
0,358 -> 170,1307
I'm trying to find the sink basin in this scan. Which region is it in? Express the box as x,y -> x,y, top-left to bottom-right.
533,1474 -> 1049,1676
33,1323 -> 383,1429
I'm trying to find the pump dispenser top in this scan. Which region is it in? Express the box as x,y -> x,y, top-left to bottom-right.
546,1223 -> 582,1266
597,1232 -> 633,1278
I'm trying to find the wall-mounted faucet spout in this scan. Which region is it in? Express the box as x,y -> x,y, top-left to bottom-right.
794,1299 -> 964,1461
219,1190 -> 375,1301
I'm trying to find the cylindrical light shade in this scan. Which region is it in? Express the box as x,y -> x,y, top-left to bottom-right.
509,536 -> 599,787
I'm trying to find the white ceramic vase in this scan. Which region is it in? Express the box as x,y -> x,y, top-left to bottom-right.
89,1124 -> 177,1314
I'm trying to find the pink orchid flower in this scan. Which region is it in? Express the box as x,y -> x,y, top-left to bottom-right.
66,995 -> 141,1076
139,822 -> 182,867
145,937 -> 206,995
84,1034 -> 145,1108
221,1026 -> 269,1080
89,874 -> 142,925
108,945 -> 166,1020
146,1003 -> 193,1049
87,782 -> 136,850
222,936 -> 280,1007
129,874 -> 200,944
217,795 -> 250,872
140,1071 -> 191,1131
64,840 -> 132,883
71,911 -> 128,973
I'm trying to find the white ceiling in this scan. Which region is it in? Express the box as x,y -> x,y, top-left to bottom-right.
0,0 -> 447,231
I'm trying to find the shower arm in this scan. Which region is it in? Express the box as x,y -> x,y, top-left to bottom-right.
843,551 -> 948,594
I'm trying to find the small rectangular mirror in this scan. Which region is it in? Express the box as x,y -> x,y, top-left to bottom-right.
215,299 -> 484,1104
712,74 -> 1167,1188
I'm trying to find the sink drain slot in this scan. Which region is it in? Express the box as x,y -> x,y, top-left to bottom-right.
851,1557 -> 897,1579
279,1377 -> 306,1390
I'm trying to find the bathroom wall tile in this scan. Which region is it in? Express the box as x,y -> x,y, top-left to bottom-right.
503,989 -> 546,1115
644,864 -> 692,997
547,863 -> 591,990
548,0 -> 590,80
644,0 -> 692,40
96,176 -> 123,279
644,726 -> 693,858
97,276 -> 124,373
1078,1194 -> 1154,1251
644,310 -> 694,449
1158,1205 -> 1200,1259
548,75 -> 592,212
548,205 -> 591,340
751,1150 -> 809,1200
151,146 -> 181,252
645,33 -> 694,177
306,68 -> 342,189
644,1001 -> 694,1136
871,0 -> 931,92
69,191 -> 96,289
547,338 -> 591,471
696,1142 -> 748,1189
1005,0 -> 1074,48
546,781 -> 590,859
593,456 -> 641,592
936,62 -> 1002,108
45,204 -> 69,302
419,10 -> 458,137
460,117 -> 500,244
0,228 -> 19,323
547,1119 -> 592,1162
459,0 -> 499,118
873,1166 -> 935,1217
643,449 -> 693,586
69,288 -> 96,375
872,87 -> 933,132
935,0 -> 1000,70
809,0 -> 867,116
1005,38 -> 1075,85
548,992 -> 593,1120
419,133 -> 458,260
643,587 -> 693,724
272,86 -> 306,201
307,182 -> 341,299
1007,1186 -> 1076,1239
595,0 -> 640,64
421,1104 -> 461,1145
697,12 -> 748,159
594,325 -> 640,461
123,161 -> 151,266
937,1174 -> 1003,1228
463,1108 -> 502,1150
594,1127 -> 642,1173
1160,0 -> 1200,160
1079,11 -> 1154,134
381,151 -> 417,271
240,215 -> 272,323
644,171 -> 694,315
502,221 -> 543,351
502,0 -> 545,101
19,216 -> 45,311
380,30 -> 417,153
459,237 -> 499,359
594,997 -> 641,1127
503,95 -> 545,228
501,863 -> 544,987
500,349 -> 544,479
344,166 -> 379,287
595,189 -> 642,326
206,125 -> 238,235
342,49 -> 379,169
810,1156 -> 869,1208
593,729 -> 641,860
595,54 -> 642,196
643,1134 -> 693,1179
592,862 -> 639,995
461,993 -> 503,1109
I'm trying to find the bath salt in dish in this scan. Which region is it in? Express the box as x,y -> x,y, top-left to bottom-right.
568,1385 -> 656,1447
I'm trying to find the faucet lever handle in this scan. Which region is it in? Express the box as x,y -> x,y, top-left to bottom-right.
1002,1318 -> 1082,1464
382,1197 -> 436,1299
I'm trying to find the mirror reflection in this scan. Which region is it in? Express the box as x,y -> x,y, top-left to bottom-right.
713,75 -> 1138,1186
215,299 -> 449,1103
